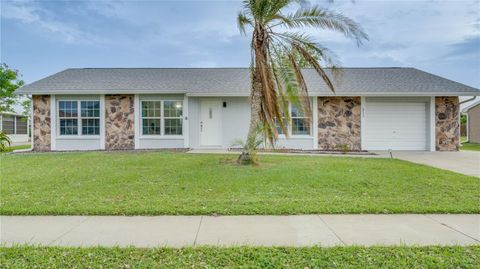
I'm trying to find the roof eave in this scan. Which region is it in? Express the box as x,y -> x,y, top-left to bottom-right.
15,89 -> 189,95
14,90 -> 480,97
310,92 -> 480,97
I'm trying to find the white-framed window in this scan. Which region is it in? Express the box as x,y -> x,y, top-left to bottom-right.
58,100 -> 100,136
141,101 -> 161,135
275,102 -> 311,136
1,115 -> 15,134
141,100 -> 183,136
291,104 -> 311,135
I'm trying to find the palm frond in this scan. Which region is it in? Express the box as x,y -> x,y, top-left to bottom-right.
267,45 -> 290,137
292,42 -> 335,94
272,31 -> 340,91
272,6 -> 368,45
273,31 -> 340,67
287,52 -> 312,119
237,12 -> 253,36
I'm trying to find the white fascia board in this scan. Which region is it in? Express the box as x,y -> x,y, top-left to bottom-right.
183,92 -> 480,97
16,89 -> 189,95
16,90 -> 480,97
310,92 -> 480,97
186,93 -> 249,97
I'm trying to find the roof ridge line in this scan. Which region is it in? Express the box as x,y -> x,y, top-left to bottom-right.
68,67 -> 411,70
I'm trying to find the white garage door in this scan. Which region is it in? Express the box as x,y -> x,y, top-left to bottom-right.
364,101 -> 428,150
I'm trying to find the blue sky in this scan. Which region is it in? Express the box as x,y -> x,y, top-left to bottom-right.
1,0 -> 479,90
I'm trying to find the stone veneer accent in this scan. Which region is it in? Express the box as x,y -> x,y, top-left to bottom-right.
105,95 -> 135,150
32,95 -> 51,151
435,96 -> 459,151
318,97 -> 361,151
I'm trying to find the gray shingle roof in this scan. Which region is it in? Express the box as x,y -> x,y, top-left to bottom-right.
16,67 -> 480,96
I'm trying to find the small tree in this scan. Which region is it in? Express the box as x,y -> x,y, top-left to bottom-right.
21,97 -> 32,118
0,63 -> 25,150
0,63 -> 24,113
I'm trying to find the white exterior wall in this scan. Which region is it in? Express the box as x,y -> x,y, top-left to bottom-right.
221,97 -> 250,148
274,137 -> 315,149
6,134 -> 29,143
188,97 -> 250,148
56,138 -> 102,151
188,97 -> 200,148
188,97 -> 315,149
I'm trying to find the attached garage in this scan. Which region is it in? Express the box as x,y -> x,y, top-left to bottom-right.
363,97 -> 433,151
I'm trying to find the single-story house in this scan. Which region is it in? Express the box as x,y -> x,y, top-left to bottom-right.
0,112 -> 29,144
462,100 -> 480,143
16,67 -> 480,152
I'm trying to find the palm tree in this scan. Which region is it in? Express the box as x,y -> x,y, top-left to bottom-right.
237,0 -> 368,164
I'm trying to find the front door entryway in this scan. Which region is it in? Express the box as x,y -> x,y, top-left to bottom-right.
200,99 -> 222,146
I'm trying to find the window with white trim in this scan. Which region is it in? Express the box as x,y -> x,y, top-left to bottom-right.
142,101 -> 161,135
291,104 -> 311,135
15,117 -> 28,134
141,100 -> 183,136
58,100 -> 100,136
274,102 -> 311,136
1,115 -> 15,134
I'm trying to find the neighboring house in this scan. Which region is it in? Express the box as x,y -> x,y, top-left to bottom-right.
0,112 -> 30,144
16,67 -> 480,152
462,101 -> 480,143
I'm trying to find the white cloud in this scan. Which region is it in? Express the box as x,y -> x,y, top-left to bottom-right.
3,0 -> 478,88
1,1 -> 101,44
306,0 -> 480,67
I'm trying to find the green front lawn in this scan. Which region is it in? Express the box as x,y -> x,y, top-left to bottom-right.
460,136 -> 480,151
461,142 -> 480,151
1,151 -> 478,215
1,246 -> 479,268
0,144 -> 30,153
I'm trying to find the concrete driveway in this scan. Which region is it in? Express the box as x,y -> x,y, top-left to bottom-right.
388,151 -> 480,177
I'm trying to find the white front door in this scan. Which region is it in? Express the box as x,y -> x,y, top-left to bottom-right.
200,99 -> 222,146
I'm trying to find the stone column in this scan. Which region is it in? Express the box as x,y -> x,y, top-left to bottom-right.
435,96 -> 459,151
105,95 -> 135,150
318,97 -> 361,151
32,95 -> 51,151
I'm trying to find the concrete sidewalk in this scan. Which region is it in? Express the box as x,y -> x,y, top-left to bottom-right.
1,215 -> 479,247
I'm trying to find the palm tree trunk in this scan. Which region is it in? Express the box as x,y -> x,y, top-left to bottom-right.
238,26 -> 267,165
238,71 -> 263,164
